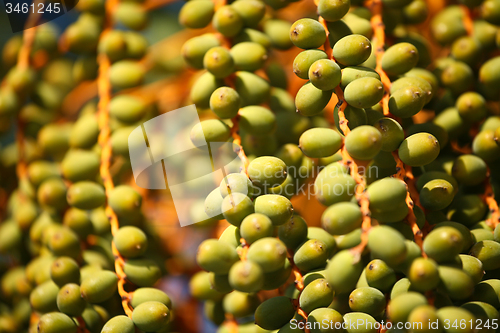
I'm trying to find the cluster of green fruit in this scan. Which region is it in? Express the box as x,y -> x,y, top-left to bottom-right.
181,0 -> 500,330
0,0 -> 179,332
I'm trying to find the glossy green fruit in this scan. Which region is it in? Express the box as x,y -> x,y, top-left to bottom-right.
447,195 -> 487,226
344,77 -> 384,109
472,279 -> 500,307
234,71 -> 271,106
48,228 -> 81,259
66,181 -> 105,210
368,226 -> 407,266
433,107 -> 468,140
388,85 -> 427,118
113,226 -> 147,258
391,76 -> 433,103
262,259 -> 293,290
434,222 -> 473,252
190,271 -> 225,300
255,296 -> 295,330
388,292 -> 427,323
62,208 -> 93,239
340,66 -> 380,90
332,34 -> 372,66
293,50 -> 329,80
80,271 -> 118,303
345,125 -> 383,160
299,128 -> 342,158
254,194 -> 293,226
239,106 -> 276,135
190,72 -> 223,108
398,133 -> 440,167
374,117 -> 405,152
459,255 -> 484,284
318,0 -> 350,21
293,239 -> 329,272
210,87 -> 240,119
204,47 -> 234,78
109,60 -> 144,89
415,171 -> 457,193
420,179 -> 455,211
365,259 -> 396,292
296,81 -> 332,116
182,34 -> 221,69
239,213 -> 274,244
212,5 -> 243,37
382,42 -> 419,76
230,42 -> 268,70
325,250 -> 363,293
197,239 -> 239,274
109,95 -> 148,124
248,156 -> 287,188
61,149 -> 99,182
131,288 -> 172,309
123,259 -> 161,287
50,257 -> 80,287
221,193 -> 254,227
278,215 -> 308,250
57,283 -> 86,316
37,312 -> 77,333
436,307 -> 475,333
470,240 -> 500,270
204,188 -> 225,220
263,19 -> 294,50
366,177 -> 407,211
228,260 -> 264,293
473,130 -> 500,162
0,220 -> 22,254
290,18 -> 327,49
191,119 -> 231,146
132,301 -> 170,332
314,172 -> 356,206
231,0 -> 266,27
30,280 -> 59,313
247,237 -> 287,272
299,279 -> 334,314
456,91 -> 487,122
322,202 -> 362,236
38,178 -> 68,212
451,154 -> 487,186
407,305 -> 441,333
408,257 -> 440,292
423,226 -> 463,262
438,266 -> 474,300
343,312 -> 377,333
348,286 -> 386,317
334,104 -> 368,134
308,59 -> 342,91
179,0 -> 214,29
101,315 -> 135,333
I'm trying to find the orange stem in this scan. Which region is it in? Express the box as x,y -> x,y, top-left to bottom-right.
483,169 -> 500,229
461,5 -> 474,36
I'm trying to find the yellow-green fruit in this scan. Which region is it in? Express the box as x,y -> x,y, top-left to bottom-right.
344,125 -> 383,160
66,181 -> 106,210
325,250 -> 363,294
132,301 -> 170,332
101,315 -> 135,333
419,179 -> 455,211
423,226 -> 463,262
469,240 -> 500,270
343,312 -> 377,333
30,280 -> 59,313
307,308 -> 344,333
248,156 -> 288,188
197,239 -> 239,274
436,307 -> 475,333
293,239 -> 329,272
50,257 -> 80,287
299,279 -> 334,314
247,237 -> 287,273
398,132 -> 440,167
113,226 -> 148,258
123,259 -> 161,287
109,60 -> 144,89
382,42 -> 419,76
80,271 -> 118,303
255,296 -> 296,330
56,283 -> 86,316
179,0 -> 214,29
408,258 -> 440,292
438,266 -> 475,300
299,128 -> 342,158
37,312 -> 77,333
407,305 -> 442,333
367,225 -> 407,266
387,292 -> 428,323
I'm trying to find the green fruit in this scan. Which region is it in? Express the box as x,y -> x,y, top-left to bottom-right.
109,95 -> 148,124
182,34 -> 221,69
179,0 -> 214,29
438,266 -> 474,300
388,85 -> 427,118
374,117 -> 405,152
461,301 -> 498,325
398,133 -> 440,167
334,104 -> 368,134
66,181 -> 105,210
408,258 -> 440,292
472,279 -> 500,307
343,312 -> 377,333
27,161 -> 60,188
101,315 -> 135,333
391,76 -> 433,104
231,0 -> 266,27
345,125 -> 383,160
248,156 -> 287,188
308,59 -> 342,91
314,173 -> 356,206
407,305 -> 441,333
415,171 -> 458,193
209,272 -> 233,293
295,81 -> 333,117
255,296 -> 296,330
473,130 -> 500,162
123,259 -> 161,287
348,286 -> 386,317
131,288 -> 172,309
332,34 -> 372,66
57,283 -> 86,316
382,42 -> 419,76
278,215 -> 309,250
48,228 -> 81,259
470,240 -> 500,270
38,178 -> 68,212
197,239 -> 239,274
299,128 -> 342,158
205,188 -> 225,220
325,250 -> 363,293
322,202 -> 363,236
212,5 -> 243,37
433,222 -> 473,253
210,87 -> 241,119
367,177 -> 407,211
447,195 -> 487,226
365,259 -> 396,292
368,226 -> 407,266
247,237 -> 287,272
0,220 -> 22,254
318,0 -> 350,21
30,280 -> 59,313
294,239 -> 329,272
63,208 -> 93,239
228,260 -> 264,293
37,312 -> 77,333
388,292 -> 428,323
240,213 -> 274,244
452,154 -> 487,186
190,271 -> 225,300
419,179 -> 455,211
190,72 -> 223,108
132,301 -> 170,332
230,42 -> 267,72
234,71 -> 271,106
436,307 -> 475,333
344,77 -> 384,109
113,226 -> 148,258
221,193 -> 255,227
423,226 -> 463,262
239,106 -> 276,135
50,257 -> 80,287
262,259 -> 293,290
204,47 -> 234,78
459,254 -> 484,284
299,279 -> 334,314
264,19 -> 294,50
341,66 -> 380,89
293,50 -> 328,80
290,18 -> 327,49
190,119 -> 231,146
224,291 -> 261,317
109,60 -> 144,89
80,271 -> 118,303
